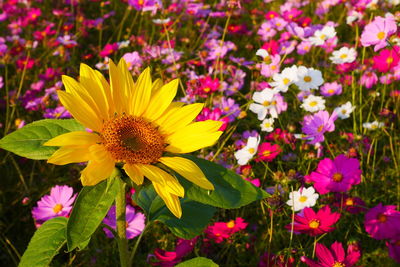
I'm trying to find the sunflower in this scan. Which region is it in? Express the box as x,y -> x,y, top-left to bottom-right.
44,59 -> 223,218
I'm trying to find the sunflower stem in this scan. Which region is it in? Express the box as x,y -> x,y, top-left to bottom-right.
116,177 -> 128,267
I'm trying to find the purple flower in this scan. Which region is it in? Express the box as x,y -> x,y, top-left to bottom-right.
32,185 -> 77,223
387,239 -> 400,263
217,97 -> 240,122
103,205 -> 145,239
301,110 -> 337,144
320,82 -> 342,97
365,203 -> 400,240
305,154 -> 362,195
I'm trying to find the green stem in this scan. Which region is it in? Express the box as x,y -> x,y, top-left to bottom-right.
116,178 -> 128,267
128,222 -> 148,266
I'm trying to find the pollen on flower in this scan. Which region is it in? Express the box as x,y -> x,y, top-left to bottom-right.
101,115 -> 165,164
332,173 -> 343,182
309,219 -> 320,229
309,101 -> 318,107
226,220 -> 235,228
299,196 -> 308,203
283,78 -> 290,85
377,213 -> 387,223
303,76 -> 312,82
53,204 -> 63,213
332,262 -> 346,267
377,31 -> 385,40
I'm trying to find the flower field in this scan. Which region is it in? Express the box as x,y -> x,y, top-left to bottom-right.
0,0 -> 400,266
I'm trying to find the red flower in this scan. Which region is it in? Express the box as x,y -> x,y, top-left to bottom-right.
301,241 -> 361,267
372,46 -> 400,72
99,43 -> 118,58
286,206 -> 340,236
257,142 -> 281,162
205,217 -> 248,243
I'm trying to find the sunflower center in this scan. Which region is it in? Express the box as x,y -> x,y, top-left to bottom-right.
309,219 -> 320,229
101,115 -> 165,164
332,172 -> 343,182
53,204 -> 63,213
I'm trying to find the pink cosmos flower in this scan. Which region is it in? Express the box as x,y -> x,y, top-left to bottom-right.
196,76 -> 220,97
360,16 -> 397,51
103,204 -> 145,239
256,142 -> 281,162
99,43 -> 119,58
320,81 -> 342,97
372,46 -> 400,73
260,54 -> 281,78
301,110 -> 337,145
364,203 -> 400,240
334,194 -> 366,214
305,154 -> 362,195
301,241 -> 361,267
360,71 -> 378,89
196,107 -> 229,131
205,217 -> 248,243
387,239 -> 400,263
148,238 -> 197,267
285,206 -> 341,236
32,185 -> 77,223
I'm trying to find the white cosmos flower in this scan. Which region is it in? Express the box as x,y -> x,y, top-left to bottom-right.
330,47 -> 357,64
269,65 -> 299,93
286,186 -> 319,212
309,25 -> 336,46
234,136 -> 260,165
334,101 -> 355,119
295,66 -> 324,91
260,118 -> 274,132
249,89 -> 278,120
301,95 -> 326,112
363,121 -> 384,130
256,48 -> 270,59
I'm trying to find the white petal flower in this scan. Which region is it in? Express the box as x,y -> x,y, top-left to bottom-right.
334,101 -> 355,119
269,65 -> 299,93
363,121 -> 384,130
234,136 -> 261,165
260,118 -> 275,132
301,95 -> 326,112
286,186 -> 319,212
295,66 -> 324,91
249,89 -> 278,120
309,25 -> 336,46
330,47 -> 357,64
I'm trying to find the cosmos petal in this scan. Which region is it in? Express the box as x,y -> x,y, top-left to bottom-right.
159,157 -> 214,190
153,182 -> 182,218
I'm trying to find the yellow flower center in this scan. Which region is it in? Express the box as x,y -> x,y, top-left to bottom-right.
320,34 -> 326,40
340,53 -> 348,59
377,31 -> 385,40
309,101 -> 318,107
271,65 -> 277,70
263,150 -> 271,157
303,76 -> 312,82
203,87 -> 211,93
317,125 -> 324,132
387,57 -> 393,64
309,219 -> 320,229
332,262 -> 345,267
226,220 -> 235,228
248,148 -> 255,154
101,115 -> 165,164
283,78 -> 290,85
332,173 -> 343,182
328,89 -> 334,94
345,198 -> 354,206
53,204 -> 63,213
299,196 -> 308,203
377,213 -> 387,223
264,122 -> 271,128
341,109 -> 347,115
263,101 -> 271,107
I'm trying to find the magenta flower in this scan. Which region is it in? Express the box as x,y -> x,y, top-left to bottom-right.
286,206 -> 341,236
103,204 -> 145,239
305,154 -> 361,195
301,110 -> 337,145
99,43 -> 118,58
360,71 -> 378,89
32,185 -> 76,223
387,239 -> 400,263
205,217 -> 248,243
364,203 -> 400,240
256,142 -> 281,162
301,241 -> 361,267
372,46 -> 400,73
148,238 -> 197,267
320,82 -> 342,97
360,16 -> 397,51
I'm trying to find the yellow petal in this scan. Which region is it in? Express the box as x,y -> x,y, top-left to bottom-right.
153,182 -> 182,218
151,78 -> 163,93
109,59 -> 128,114
44,131 -> 100,146
159,157 -> 214,190
57,90 -> 102,131
88,144 -> 113,163
130,67 -> 152,116
138,164 -> 184,197
118,58 -> 135,99
94,69 -> 114,115
80,160 -> 115,186
47,146 -> 91,165
156,103 -> 204,135
165,120 -> 223,153
143,79 -> 179,121
79,63 -> 110,120
123,164 -> 144,185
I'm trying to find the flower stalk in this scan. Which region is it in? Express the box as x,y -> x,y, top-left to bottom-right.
116,177 -> 128,267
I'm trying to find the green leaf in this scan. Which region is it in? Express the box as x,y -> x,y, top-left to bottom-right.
176,155 -> 269,208
19,217 -> 68,267
0,119 -> 85,160
67,175 -> 120,251
135,185 -> 216,239
176,257 -> 219,267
